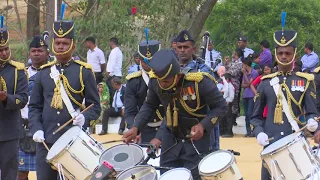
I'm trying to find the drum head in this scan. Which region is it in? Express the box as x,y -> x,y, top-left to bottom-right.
46,126 -> 81,160
159,168 -> 191,180
199,150 -> 233,174
116,165 -> 157,180
261,132 -> 301,155
99,144 -> 144,172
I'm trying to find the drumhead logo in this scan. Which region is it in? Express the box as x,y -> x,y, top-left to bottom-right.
95,172 -> 102,178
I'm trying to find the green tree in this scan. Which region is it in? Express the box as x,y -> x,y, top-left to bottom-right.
205,0 -> 320,59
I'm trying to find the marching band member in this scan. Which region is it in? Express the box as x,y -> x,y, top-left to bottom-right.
0,15 -> 28,180
124,38 -> 164,143
251,14 -> 320,180
123,49 -> 227,179
28,16 -> 101,179
18,35 -> 49,180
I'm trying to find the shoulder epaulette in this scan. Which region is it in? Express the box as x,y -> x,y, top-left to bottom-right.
296,72 -> 314,81
126,71 -> 142,80
8,60 -> 25,70
261,72 -> 279,80
314,66 -> 320,73
40,61 -> 56,69
74,60 -> 93,70
184,72 -> 217,84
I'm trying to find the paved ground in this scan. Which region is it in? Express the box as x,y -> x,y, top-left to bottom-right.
28,116 -> 316,179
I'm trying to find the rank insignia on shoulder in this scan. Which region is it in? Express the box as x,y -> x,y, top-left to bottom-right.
16,99 -> 21,104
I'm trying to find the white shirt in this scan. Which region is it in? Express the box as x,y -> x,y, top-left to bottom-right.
112,85 -> 124,109
205,49 -> 222,72
87,46 -> 106,72
21,67 -> 39,119
107,47 -> 123,76
243,47 -> 254,58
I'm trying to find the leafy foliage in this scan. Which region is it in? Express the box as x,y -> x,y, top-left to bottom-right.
206,0 -> 320,58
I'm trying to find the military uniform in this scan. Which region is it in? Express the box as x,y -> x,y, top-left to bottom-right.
251,27 -> 319,180
125,40 -> 164,143
28,20 -> 101,180
133,49 -> 228,179
177,30 -> 221,150
313,66 -> 320,113
0,20 -> 29,180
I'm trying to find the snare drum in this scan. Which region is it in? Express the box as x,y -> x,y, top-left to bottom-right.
198,150 -> 242,180
261,132 -> 319,180
159,168 -> 193,180
46,126 -> 105,180
99,144 -> 144,173
116,165 -> 157,180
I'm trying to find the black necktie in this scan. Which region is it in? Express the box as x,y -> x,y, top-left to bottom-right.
210,51 -> 214,68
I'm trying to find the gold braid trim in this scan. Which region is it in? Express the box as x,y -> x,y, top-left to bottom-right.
261,72 -> 279,80
296,72 -> 314,81
126,71 -> 142,80
314,66 -> 320,74
0,76 -> 7,91
40,60 -> 56,69
8,60 -> 25,70
184,72 -> 217,84
60,74 -> 85,109
51,75 -> 63,110
14,68 -> 17,94
156,109 -> 163,120
173,99 -> 179,127
74,60 -> 92,70
166,104 -> 172,128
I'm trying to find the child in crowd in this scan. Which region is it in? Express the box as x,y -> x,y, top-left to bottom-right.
250,64 -> 272,119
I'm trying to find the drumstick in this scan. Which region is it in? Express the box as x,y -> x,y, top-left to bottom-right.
266,137 -> 274,142
53,104 -> 94,135
295,125 -> 307,134
101,140 -> 123,144
42,141 -> 49,151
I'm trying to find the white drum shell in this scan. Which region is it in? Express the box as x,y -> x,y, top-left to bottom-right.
46,126 -> 105,180
116,165 -> 157,180
261,133 -> 319,180
198,150 -> 242,180
159,168 -> 193,180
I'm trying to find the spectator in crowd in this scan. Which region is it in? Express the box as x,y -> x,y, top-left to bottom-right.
99,77 -> 126,135
106,37 -> 123,105
258,40 -> 272,66
97,82 -> 110,122
237,36 -> 254,58
250,64 -> 273,119
85,36 -> 106,85
225,48 -> 243,127
127,52 -> 140,74
205,40 -> 222,73
241,55 -> 259,137
219,73 -> 235,138
301,42 -> 319,73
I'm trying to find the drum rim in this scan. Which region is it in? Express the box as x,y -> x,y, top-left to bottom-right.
159,168 -> 191,179
99,143 -> 145,170
116,165 -> 157,179
46,126 -> 81,161
198,150 -> 234,175
260,132 -> 303,156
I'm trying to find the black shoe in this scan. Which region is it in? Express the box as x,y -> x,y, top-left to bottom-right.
233,122 -> 238,126
98,130 -> 108,135
222,134 -> 234,138
118,129 -> 124,135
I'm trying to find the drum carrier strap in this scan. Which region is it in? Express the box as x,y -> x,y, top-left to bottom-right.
270,77 -> 299,131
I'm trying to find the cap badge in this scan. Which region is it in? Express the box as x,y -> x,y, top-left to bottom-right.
58,22 -> 64,35
39,39 -> 44,46
280,36 -> 286,44
184,34 -> 188,40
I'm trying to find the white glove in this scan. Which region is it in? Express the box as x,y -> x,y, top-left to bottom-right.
73,114 -> 85,127
307,118 -> 318,132
257,132 -> 269,147
33,130 -> 45,143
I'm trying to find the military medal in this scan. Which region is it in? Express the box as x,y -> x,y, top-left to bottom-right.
187,86 -> 196,100
291,80 -> 296,91
182,88 -> 188,100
